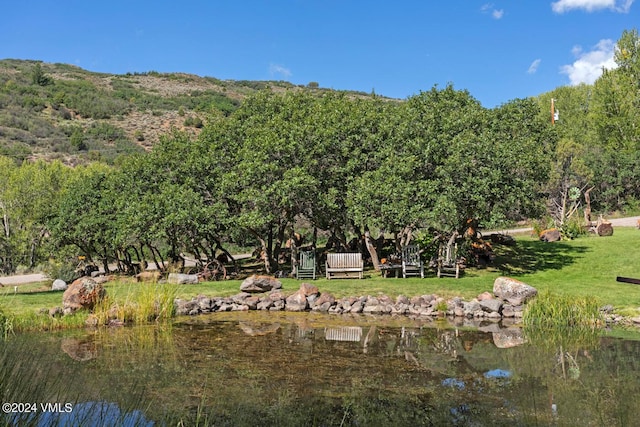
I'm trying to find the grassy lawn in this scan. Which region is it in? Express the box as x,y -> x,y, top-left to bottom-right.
2,227 -> 640,322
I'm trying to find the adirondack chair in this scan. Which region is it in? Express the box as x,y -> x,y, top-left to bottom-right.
296,250 -> 316,280
437,240 -> 461,279
402,245 -> 424,278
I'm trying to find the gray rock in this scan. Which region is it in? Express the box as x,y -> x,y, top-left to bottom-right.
52,279 -> 68,291
464,300 -> 481,316
240,275 -> 282,293
350,301 -> 364,314
167,273 -> 199,284
285,290 -> 308,311
312,301 -> 332,312
270,300 -> 285,311
540,228 -> 561,242
479,298 -> 503,314
257,300 -> 273,311
493,276 -> 538,306
311,292 -> 335,308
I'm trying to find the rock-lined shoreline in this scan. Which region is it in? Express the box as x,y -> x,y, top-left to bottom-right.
175,275 -> 538,319
174,274 -> 635,327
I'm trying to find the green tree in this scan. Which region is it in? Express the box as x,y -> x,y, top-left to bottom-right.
31,63 -> 52,86
585,28 -> 640,210
207,91 -> 319,272
49,163 -> 118,272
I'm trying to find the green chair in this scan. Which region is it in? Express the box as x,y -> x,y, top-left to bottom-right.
296,250 -> 316,280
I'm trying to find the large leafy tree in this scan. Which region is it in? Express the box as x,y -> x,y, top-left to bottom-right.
350,87 -> 551,242
49,163 -> 118,272
585,29 -> 640,210
204,91 -> 319,272
0,157 -> 70,273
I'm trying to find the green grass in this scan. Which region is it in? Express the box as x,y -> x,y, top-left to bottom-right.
2,227 -> 640,329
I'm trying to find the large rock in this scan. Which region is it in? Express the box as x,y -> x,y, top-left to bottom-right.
285,291 -> 308,311
493,276 -> 537,306
479,298 -> 503,314
62,278 -> 106,314
596,221 -> 613,236
540,228 -> 561,242
167,273 -> 199,284
240,275 -> 282,293
52,279 -> 68,291
298,282 -> 319,297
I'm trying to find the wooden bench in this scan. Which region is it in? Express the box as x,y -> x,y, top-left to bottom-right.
325,253 -> 363,279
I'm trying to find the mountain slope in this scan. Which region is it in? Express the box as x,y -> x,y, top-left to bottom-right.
0,59 -> 355,165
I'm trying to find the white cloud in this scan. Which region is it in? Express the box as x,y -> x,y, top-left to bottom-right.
551,0 -> 634,13
528,59 -> 542,74
269,63 -> 292,79
481,3 -> 504,19
560,39 -> 617,85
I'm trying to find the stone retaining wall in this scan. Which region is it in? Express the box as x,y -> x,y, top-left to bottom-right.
174,276 -> 537,321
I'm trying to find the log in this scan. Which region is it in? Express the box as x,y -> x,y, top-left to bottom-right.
616,276 -> 640,285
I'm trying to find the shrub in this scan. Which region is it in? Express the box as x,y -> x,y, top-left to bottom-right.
43,258 -> 79,283
561,216 -> 588,240
184,116 -> 203,128
133,130 -> 145,141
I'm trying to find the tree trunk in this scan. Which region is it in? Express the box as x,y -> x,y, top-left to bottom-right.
146,243 -> 162,272
584,186 -> 594,225
290,231 -> 298,276
364,230 -> 380,271
399,226 -> 413,249
273,221 -> 288,272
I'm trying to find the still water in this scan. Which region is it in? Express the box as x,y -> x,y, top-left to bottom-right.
2,312 -> 640,426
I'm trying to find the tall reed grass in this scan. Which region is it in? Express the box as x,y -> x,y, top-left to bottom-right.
523,290 -> 603,351
93,282 -> 178,325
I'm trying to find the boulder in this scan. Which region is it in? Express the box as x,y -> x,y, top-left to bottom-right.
493,277 -> 537,306
285,291 -> 308,311
62,278 -> 106,314
298,282 -> 319,297
311,292 -> 335,308
240,275 -> 282,293
476,291 -> 493,301
479,298 -> 503,314
540,228 -> 561,242
596,221 -> 613,237
167,273 -> 199,284
52,279 -> 68,291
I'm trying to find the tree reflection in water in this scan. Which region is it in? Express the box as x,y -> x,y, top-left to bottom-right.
0,312 -> 638,426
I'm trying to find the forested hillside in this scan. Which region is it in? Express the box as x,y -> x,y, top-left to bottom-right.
0,29 -> 638,277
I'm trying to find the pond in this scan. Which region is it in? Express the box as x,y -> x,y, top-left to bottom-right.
2,312 -> 640,426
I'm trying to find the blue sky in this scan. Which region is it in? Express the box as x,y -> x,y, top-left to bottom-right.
1,1 -> 637,107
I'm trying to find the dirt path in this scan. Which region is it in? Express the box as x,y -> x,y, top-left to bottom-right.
490,216 -> 640,235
